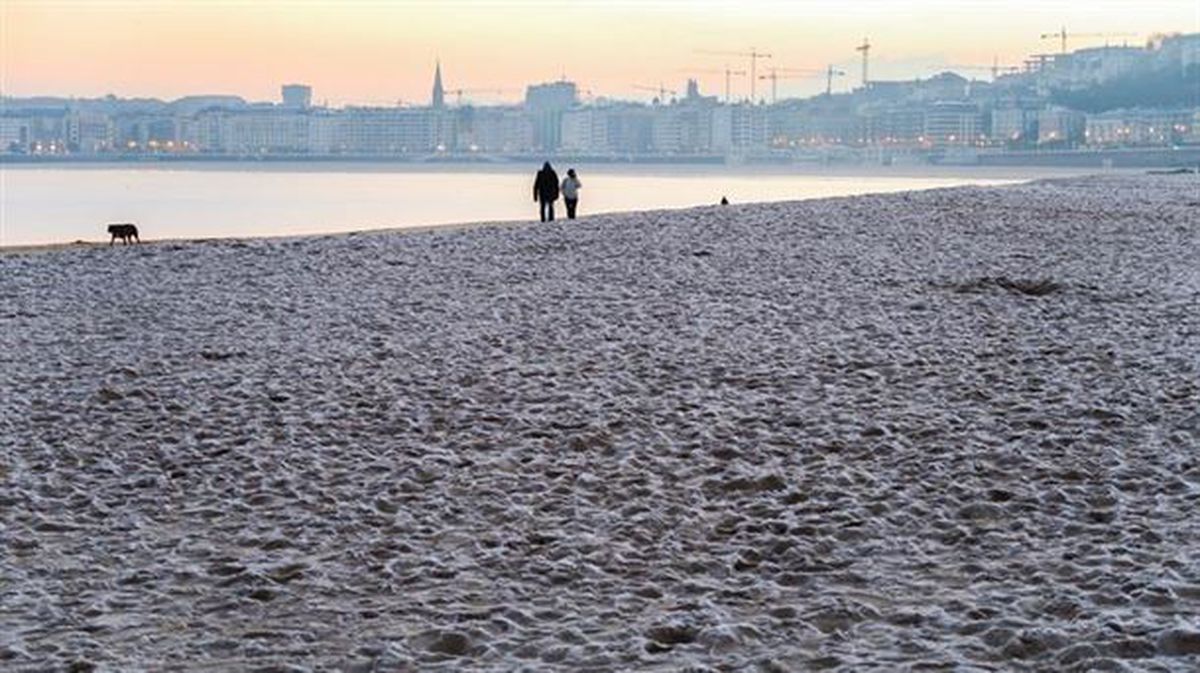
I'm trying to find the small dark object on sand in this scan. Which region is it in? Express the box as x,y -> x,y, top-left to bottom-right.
107,223 -> 140,245
720,196 -> 730,205
995,277 -> 1062,296
949,276 -> 1062,297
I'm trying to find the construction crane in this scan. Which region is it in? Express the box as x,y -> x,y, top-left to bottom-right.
681,66 -> 747,103
445,88 -> 515,106
565,81 -> 603,103
823,65 -> 847,96
855,37 -> 871,87
757,67 -> 823,104
1040,27 -> 1138,54
696,48 -> 773,102
758,66 -> 847,101
632,84 -> 678,103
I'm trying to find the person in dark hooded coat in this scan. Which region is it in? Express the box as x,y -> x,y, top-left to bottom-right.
533,162 -> 560,222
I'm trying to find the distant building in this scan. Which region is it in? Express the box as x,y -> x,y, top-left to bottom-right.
1158,33 -> 1200,70
0,117 -> 31,152
712,103 -> 768,152
179,112 -> 222,153
8,109 -> 71,154
652,99 -> 717,154
1085,108 -> 1197,147
789,103 -> 862,147
1066,46 -> 1143,87
664,107 -> 715,153
431,109 -> 455,151
525,81 -> 576,151
114,115 -> 179,150
432,62 -> 445,109
456,106 -> 532,152
561,107 -> 610,153
604,104 -> 655,154
923,101 -> 984,146
335,107 -> 436,154
1037,107 -> 1085,146
863,80 -> 918,101
912,72 -> 972,102
682,78 -> 719,106
281,84 -> 313,110
67,113 -> 114,153
991,107 -> 1039,146
561,103 -> 656,154
306,112 -> 339,154
861,103 -> 924,145
216,111 -> 309,154
170,95 -> 248,115
1034,46 -> 1145,95
761,101 -> 806,147
525,81 -> 577,111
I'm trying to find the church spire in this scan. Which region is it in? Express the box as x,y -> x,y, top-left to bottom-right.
432,60 -> 445,109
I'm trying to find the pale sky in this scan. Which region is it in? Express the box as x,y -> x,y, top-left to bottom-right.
2,0 -> 1196,105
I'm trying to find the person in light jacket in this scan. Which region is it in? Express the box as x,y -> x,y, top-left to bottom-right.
533,162 -> 560,222
561,168 -> 582,219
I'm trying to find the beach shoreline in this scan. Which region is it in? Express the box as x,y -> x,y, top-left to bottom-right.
0,218 -> 533,256
1,164 -> 1122,251
0,173 -> 1057,256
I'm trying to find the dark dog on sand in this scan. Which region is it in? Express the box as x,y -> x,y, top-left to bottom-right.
107,223 -> 140,245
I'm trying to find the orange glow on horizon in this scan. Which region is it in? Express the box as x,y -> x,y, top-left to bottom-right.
2,0 -> 1196,105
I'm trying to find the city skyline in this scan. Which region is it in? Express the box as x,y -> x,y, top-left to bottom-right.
2,0 -> 1196,105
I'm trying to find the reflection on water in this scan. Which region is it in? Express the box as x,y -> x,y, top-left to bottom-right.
0,163 -> 1085,246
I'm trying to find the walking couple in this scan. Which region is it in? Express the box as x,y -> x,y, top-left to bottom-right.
533,162 -> 582,222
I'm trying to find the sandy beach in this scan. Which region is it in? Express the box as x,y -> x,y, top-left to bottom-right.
2,174 -> 1198,671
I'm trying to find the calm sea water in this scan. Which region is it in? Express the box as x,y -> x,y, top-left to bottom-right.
0,163 -> 1090,247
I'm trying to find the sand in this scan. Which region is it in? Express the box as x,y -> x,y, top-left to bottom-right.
1,174 -> 1198,671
